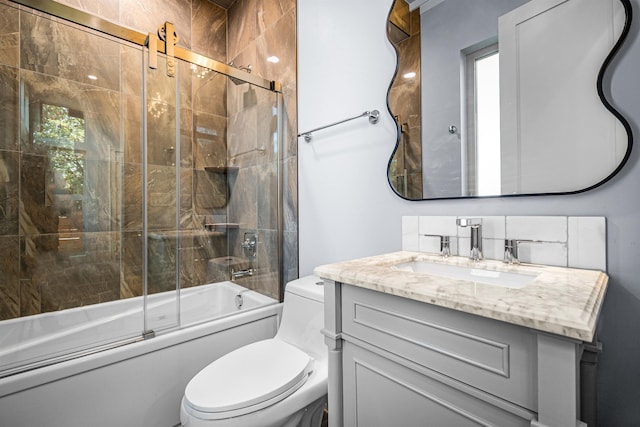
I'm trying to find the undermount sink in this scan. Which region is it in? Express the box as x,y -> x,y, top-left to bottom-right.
392,260 -> 539,289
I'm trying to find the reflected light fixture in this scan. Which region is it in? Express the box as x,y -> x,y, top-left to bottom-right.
88,74 -> 98,80
267,56 -> 280,64
403,72 -> 416,79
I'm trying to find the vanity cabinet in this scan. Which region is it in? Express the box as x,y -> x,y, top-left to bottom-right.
324,282 -> 589,427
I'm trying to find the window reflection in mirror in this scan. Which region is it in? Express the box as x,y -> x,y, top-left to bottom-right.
466,47 -> 501,196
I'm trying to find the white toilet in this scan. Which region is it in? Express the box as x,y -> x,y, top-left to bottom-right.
180,276 -> 327,427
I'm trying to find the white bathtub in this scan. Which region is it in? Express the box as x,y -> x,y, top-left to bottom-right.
0,281 -> 281,427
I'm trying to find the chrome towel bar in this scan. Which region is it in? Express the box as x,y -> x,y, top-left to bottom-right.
298,110 -> 380,142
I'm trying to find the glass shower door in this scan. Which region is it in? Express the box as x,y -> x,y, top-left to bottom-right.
0,0 -> 285,378
0,2 -> 146,376
143,53 -> 181,334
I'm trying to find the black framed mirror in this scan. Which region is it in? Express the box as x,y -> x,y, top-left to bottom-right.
387,0 -> 633,200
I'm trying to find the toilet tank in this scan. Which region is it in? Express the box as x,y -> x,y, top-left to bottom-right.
275,276 -> 326,360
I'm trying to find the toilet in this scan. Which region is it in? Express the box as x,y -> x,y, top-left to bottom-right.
180,276 -> 327,427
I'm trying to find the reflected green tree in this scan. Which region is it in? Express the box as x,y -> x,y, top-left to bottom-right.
33,104 -> 86,194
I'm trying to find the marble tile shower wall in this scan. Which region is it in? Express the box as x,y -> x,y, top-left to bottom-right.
402,216 -> 607,271
0,0 -> 297,320
0,1 -> 138,319
226,0 -> 298,298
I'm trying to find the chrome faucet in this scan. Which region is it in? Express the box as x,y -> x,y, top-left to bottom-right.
504,239 -> 519,264
241,232 -> 257,258
456,218 -> 483,261
231,267 -> 254,279
232,233 -> 258,281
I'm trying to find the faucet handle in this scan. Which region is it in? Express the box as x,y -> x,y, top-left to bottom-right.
504,239 -> 519,264
440,236 -> 451,258
423,234 -> 451,257
504,239 -> 541,264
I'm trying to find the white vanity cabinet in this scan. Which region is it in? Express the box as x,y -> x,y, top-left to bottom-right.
326,283 -> 586,427
318,252 -> 607,427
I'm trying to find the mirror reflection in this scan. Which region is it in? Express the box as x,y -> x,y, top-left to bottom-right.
387,0 -> 631,200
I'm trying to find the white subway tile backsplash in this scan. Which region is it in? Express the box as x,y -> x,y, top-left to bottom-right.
482,217 -> 507,239
519,242 -> 568,267
419,216 -> 458,236
483,238 -> 506,261
402,216 -> 419,251
506,216 -> 567,242
568,217 -> 606,270
419,235 -> 440,254
456,216 -> 506,239
458,237 -> 470,258
402,215 -> 605,271
419,234 -> 458,255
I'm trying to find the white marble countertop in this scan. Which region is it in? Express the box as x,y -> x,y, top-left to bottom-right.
314,251 -> 608,341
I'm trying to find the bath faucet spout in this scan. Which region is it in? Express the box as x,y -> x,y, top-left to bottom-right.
456,218 -> 483,261
231,268 -> 254,279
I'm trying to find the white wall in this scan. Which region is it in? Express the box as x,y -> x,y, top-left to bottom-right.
298,0 -> 640,424
298,0 -> 412,274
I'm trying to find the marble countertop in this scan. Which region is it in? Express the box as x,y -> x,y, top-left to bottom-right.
314,251 -> 608,341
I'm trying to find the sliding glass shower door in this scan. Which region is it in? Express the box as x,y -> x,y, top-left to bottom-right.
142,53 -> 181,333
0,0 -> 285,377
0,3 -> 145,376
139,52 -> 286,332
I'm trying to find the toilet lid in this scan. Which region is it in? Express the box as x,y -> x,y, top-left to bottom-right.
184,339 -> 314,416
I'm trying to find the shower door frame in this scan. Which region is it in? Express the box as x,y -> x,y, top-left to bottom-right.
9,0 -> 282,93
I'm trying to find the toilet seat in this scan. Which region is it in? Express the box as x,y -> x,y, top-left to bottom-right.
184,339 -> 314,420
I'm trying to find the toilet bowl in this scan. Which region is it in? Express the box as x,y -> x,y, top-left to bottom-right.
180,276 -> 327,427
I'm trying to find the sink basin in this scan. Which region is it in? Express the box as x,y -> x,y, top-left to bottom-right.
392,261 -> 538,289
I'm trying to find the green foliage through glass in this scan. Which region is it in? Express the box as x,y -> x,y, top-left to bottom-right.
33,104 -> 86,195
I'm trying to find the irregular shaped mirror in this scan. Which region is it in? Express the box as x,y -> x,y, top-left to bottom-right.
387,0 -> 632,199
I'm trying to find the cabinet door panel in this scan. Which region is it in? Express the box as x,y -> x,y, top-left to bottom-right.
343,342 -> 532,427
341,285 -> 537,410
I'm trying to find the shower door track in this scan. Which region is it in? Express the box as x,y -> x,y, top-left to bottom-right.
0,335 -> 145,379
9,0 -> 282,93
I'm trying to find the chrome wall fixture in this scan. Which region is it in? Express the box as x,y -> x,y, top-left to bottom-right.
298,110 -> 380,142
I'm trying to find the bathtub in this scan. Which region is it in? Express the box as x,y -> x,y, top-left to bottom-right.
0,281 -> 282,427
